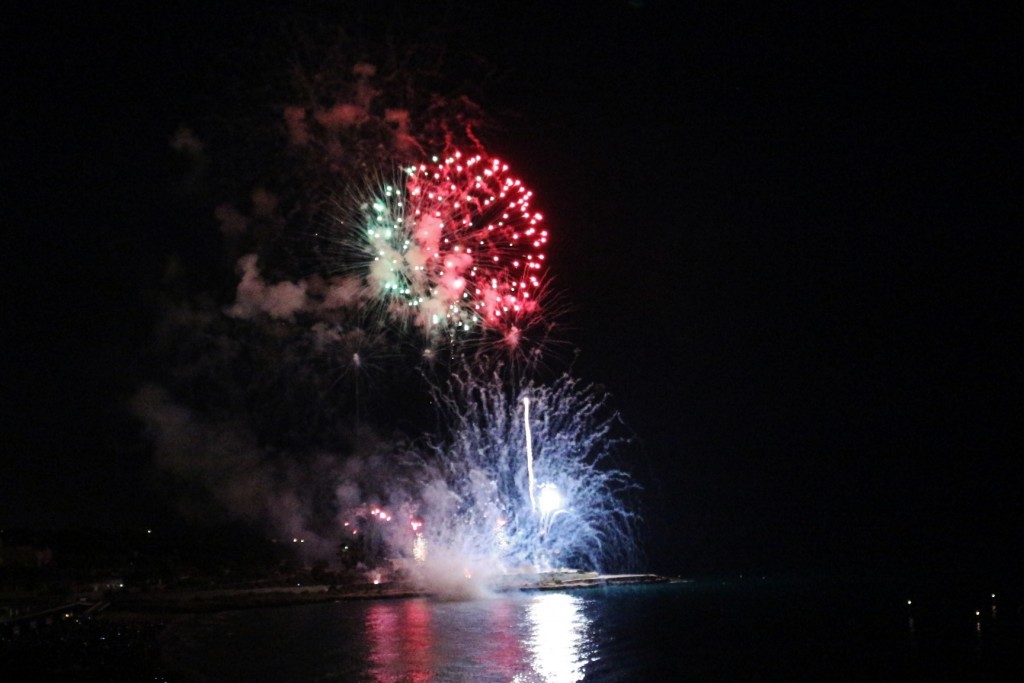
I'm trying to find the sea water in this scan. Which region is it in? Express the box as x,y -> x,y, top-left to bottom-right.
160,578 -> 1023,682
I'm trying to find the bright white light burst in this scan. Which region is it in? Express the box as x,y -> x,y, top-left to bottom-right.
403,369 -> 640,581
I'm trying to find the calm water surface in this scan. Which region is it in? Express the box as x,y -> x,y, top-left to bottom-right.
161,579 -> 1023,682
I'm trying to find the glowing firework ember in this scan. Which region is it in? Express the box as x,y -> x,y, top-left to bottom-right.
334,150 -> 549,343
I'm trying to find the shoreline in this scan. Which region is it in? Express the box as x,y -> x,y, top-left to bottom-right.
101,572 -> 681,618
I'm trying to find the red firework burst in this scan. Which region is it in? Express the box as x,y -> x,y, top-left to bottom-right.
404,149 -> 549,332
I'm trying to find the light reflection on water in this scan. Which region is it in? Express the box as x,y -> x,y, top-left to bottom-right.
522,593 -> 590,683
160,581 -> 1020,682
362,592 -> 591,683
365,598 -> 435,682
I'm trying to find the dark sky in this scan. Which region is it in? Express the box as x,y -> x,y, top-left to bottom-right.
5,2 -> 1021,577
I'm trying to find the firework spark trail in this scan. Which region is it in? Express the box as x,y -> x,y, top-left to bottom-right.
524,396 -> 536,513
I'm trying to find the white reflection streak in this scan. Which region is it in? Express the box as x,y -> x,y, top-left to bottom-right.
523,593 -> 589,683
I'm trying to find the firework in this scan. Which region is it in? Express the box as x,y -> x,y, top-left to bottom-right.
330,150 -> 550,347
404,369 -> 640,582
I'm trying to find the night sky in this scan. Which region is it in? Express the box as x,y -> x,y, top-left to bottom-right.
5,2 -> 1021,578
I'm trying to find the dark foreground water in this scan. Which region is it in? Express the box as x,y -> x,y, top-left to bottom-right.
161,577 -> 1023,682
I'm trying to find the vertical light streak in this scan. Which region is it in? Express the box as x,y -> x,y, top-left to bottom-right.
524,396 -> 536,512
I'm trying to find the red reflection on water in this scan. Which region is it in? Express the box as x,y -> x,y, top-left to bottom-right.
365,598 -> 435,682
483,598 -> 530,672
